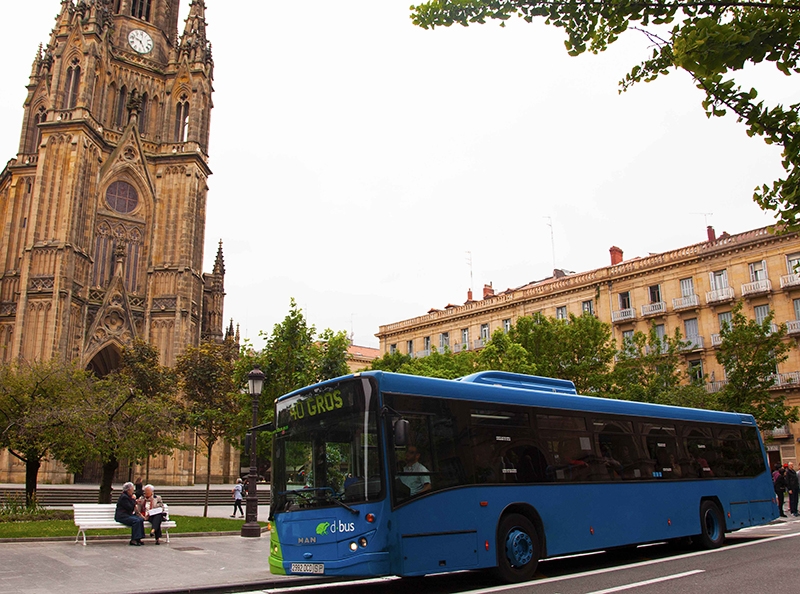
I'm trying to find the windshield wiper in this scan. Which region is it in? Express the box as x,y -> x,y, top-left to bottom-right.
279,487 -> 359,515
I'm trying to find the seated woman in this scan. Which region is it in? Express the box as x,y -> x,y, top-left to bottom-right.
115,481 -> 145,546
138,484 -> 165,545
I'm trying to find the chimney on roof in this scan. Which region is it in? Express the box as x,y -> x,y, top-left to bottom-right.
609,246 -> 623,266
483,283 -> 494,299
466,289 -> 473,302
707,225 -> 716,242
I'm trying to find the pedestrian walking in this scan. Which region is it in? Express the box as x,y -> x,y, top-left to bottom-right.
787,462 -> 799,516
775,467 -> 788,517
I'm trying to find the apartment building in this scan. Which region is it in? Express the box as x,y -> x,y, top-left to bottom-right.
375,226 -> 800,465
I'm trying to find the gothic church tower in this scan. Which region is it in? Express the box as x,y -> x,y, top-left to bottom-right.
0,0 -> 229,483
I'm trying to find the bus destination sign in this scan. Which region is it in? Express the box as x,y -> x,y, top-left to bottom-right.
278,384 -> 355,426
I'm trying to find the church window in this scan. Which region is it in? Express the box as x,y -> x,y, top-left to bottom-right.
106,181 -> 139,214
115,85 -> 128,128
26,106 -> 47,154
139,92 -> 149,136
174,96 -> 190,142
92,224 -> 113,287
131,0 -> 151,21
62,60 -> 81,109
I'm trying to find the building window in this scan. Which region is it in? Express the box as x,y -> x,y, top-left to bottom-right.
684,317 -> 699,339
794,299 -> 800,321
174,95 -> 190,142
680,277 -> 694,297
718,311 -> 732,331
503,319 -> 512,332
131,0 -> 151,21
62,59 -> 81,109
648,285 -> 662,303
622,329 -> 634,344
581,300 -> 594,316
654,324 -> 666,343
461,328 -> 469,345
749,260 -> 768,282
754,304 -> 770,325
710,269 -> 728,290
106,181 -> 139,214
787,253 -> 800,274
480,324 -> 490,341
619,291 -> 631,310
688,360 -> 703,383
26,106 -> 47,154
555,306 -> 567,320
423,336 -> 431,351
139,92 -> 149,135
439,332 -> 450,349
115,85 -> 128,128
389,344 -> 397,354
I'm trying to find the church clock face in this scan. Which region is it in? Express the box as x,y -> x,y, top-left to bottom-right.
128,30 -> 153,54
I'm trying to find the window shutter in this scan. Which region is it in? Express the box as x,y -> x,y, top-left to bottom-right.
708,272 -> 715,290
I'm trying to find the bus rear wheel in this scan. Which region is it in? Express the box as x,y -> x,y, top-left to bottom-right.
697,501 -> 725,549
495,513 -> 540,583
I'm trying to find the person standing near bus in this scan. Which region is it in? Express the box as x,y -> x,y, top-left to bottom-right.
400,445 -> 431,496
775,467 -> 788,517
786,462 -> 799,517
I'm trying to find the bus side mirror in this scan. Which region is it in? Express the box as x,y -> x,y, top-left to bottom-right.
394,419 -> 409,447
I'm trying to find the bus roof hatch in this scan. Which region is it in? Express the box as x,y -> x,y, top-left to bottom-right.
456,371 -> 577,395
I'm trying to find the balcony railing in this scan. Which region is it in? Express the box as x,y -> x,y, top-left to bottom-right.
767,425 -> 792,439
706,381 -> 728,393
787,320 -> 800,335
641,302 -> 667,317
781,273 -> 800,289
741,279 -> 772,296
711,333 -> 723,347
672,294 -> 699,310
612,308 -> 636,323
415,349 -> 431,358
682,335 -> 705,351
706,287 -> 735,304
473,339 -> 486,350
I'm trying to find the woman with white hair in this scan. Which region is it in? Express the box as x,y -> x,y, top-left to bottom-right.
137,484 -> 165,544
115,481 -> 145,546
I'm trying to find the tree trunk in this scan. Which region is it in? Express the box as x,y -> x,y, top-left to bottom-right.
99,456 -> 119,503
24,451 -> 41,508
204,440 -> 213,518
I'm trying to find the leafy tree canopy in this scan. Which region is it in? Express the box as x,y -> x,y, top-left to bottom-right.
411,0 -> 800,229
716,301 -> 798,429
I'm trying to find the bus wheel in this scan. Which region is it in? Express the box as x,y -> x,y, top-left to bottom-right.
697,501 -> 725,549
495,513 -> 540,583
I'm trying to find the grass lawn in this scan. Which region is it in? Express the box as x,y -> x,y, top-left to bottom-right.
0,515 -> 267,539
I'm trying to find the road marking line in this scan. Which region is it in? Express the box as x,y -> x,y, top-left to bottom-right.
465,531 -> 800,594
584,570 -> 705,594
263,576 -> 400,593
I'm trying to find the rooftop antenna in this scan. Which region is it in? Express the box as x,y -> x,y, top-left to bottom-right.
691,212 -> 714,227
465,251 -> 473,293
544,216 -> 556,271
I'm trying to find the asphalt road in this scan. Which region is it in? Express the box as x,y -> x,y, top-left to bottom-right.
248,519 -> 800,594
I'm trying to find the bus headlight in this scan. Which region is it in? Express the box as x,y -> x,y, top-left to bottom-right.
349,542 -> 358,552
359,537 -> 368,548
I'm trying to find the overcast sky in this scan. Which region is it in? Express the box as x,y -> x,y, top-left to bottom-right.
1,1 -> 792,349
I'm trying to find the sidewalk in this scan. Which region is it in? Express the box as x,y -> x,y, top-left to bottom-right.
0,495 -> 320,594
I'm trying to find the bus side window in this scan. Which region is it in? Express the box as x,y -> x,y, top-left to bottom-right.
594,420 -> 640,480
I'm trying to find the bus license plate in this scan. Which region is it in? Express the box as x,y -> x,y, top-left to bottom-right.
291,563 -> 324,575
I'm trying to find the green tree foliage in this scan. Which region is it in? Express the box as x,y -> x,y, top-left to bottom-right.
508,313 -> 615,393
62,342 -> 184,504
0,359 -> 93,507
611,325 -> 712,408
716,302 -> 798,429
177,340 -> 240,516
235,299 -> 351,464
370,350 -> 414,372
410,0 -> 800,229
399,347 -> 480,378
477,329 -> 535,375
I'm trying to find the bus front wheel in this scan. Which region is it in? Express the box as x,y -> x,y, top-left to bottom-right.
697,501 -> 725,549
495,513 -> 540,583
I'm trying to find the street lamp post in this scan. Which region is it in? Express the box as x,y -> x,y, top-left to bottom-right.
241,366 -> 265,538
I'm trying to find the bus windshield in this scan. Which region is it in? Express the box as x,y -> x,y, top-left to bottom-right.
271,377 -> 383,513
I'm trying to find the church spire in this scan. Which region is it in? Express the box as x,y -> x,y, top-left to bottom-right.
213,239 -> 225,276
179,0 -> 212,66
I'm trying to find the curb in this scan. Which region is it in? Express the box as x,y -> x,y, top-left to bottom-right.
0,526 -> 269,544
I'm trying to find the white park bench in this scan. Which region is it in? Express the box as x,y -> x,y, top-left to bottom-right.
73,503 -> 176,546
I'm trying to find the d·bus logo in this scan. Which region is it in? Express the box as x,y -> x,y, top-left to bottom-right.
315,520 -> 356,535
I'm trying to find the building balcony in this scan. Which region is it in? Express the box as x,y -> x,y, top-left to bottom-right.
706,287 -> 735,304
415,349 -> 431,358
473,339 -> 486,350
766,424 -> 792,439
641,302 -> 667,317
611,308 -> 636,323
682,335 -> 705,351
711,333 -> 723,347
787,320 -> 800,335
781,273 -> 800,289
741,279 -> 772,296
673,294 -> 699,311
706,381 -> 728,393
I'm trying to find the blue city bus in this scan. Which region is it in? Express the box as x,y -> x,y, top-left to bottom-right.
268,370 -> 777,582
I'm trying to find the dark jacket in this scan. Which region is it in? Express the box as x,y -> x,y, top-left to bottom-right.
775,473 -> 787,495
786,468 -> 800,491
114,492 -> 138,522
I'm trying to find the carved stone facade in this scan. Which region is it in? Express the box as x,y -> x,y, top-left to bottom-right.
377,226 -> 800,466
0,0 -> 235,485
